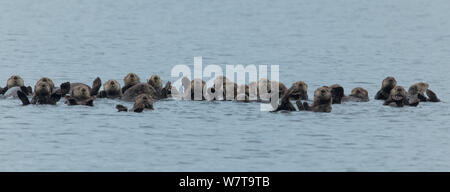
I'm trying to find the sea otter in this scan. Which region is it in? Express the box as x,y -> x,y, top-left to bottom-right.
297,86 -> 333,112
65,77 -> 101,106
0,75 -> 32,97
375,77 -> 397,100
147,75 -> 172,99
287,81 -> 308,101
408,82 -> 440,102
383,86 -> 419,107
116,93 -> 154,113
342,87 -> 370,102
122,73 -> 140,93
17,78 -> 70,105
148,75 -> 163,92
98,79 -> 122,99
329,84 -> 345,104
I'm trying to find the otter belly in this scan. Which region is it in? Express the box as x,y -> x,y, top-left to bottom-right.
2,87 -> 21,98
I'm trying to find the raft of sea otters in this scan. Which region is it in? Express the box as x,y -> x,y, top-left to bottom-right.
0,74 -> 440,113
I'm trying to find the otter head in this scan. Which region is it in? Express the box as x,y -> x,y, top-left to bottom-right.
290,81 -> 308,100
7,75 -> 24,88
34,81 -> 52,96
36,77 -> 55,88
147,75 -> 162,91
350,87 -> 369,99
124,73 -> 140,87
382,76 -> 397,90
135,93 -> 154,109
104,79 -> 121,93
408,82 -> 429,95
135,93 -> 153,104
390,86 -> 407,101
71,84 -> 91,100
314,86 -> 332,105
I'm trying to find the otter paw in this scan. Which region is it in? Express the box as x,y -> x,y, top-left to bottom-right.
60,82 -> 71,95
426,89 -> 440,102
17,90 -> 30,105
116,104 -> 128,112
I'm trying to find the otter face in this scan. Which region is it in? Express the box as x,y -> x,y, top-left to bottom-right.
390,86 -> 407,101
37,77 -> 55,88
34,81 -> 52,96
134,93 -> 154,110
104,79 -> 121,93
124,73 -> 140,87
350,87 -> 369,99
7,75 -> 24,88
71,84 -> 91,100
382,76 -> 397,90
314,86 -> 332,102
147,75 -> 162,91
135,93 -> 153,104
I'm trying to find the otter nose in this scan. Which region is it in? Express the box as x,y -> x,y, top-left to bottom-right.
111,81 -> 115,85
321,89 -> 326,94
41,84 -> 46,88
143,97 -> 148,100
81,88 -> 86,92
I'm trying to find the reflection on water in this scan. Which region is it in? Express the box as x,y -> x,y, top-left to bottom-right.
1,0 -> 450,171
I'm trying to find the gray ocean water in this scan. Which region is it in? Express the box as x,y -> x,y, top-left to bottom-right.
1,0 -> 450,171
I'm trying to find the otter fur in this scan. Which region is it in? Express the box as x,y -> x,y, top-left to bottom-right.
98,79 -> 122,99
408,82 -> 440,103
329,84 -> 345,104
65,77 -> 101,106
122,73 -> 140,93
342,87 -> 370,102
287,81 -> 308,101
17,78 -> 70,105
116,93 -> 154,113
383,86 -> 418,107
375,77 -> 397,100
297,86 -> 333,112
0,75 -> 32,97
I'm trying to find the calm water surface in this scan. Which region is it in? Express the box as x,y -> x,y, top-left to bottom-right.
0,0 -> 450,171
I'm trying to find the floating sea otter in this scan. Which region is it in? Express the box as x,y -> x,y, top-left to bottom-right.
116,94 -> 154,113
375,77 -> 397,100
0,75 -> 33,98
65,77 -> 101,106
17,77 -> 70,105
